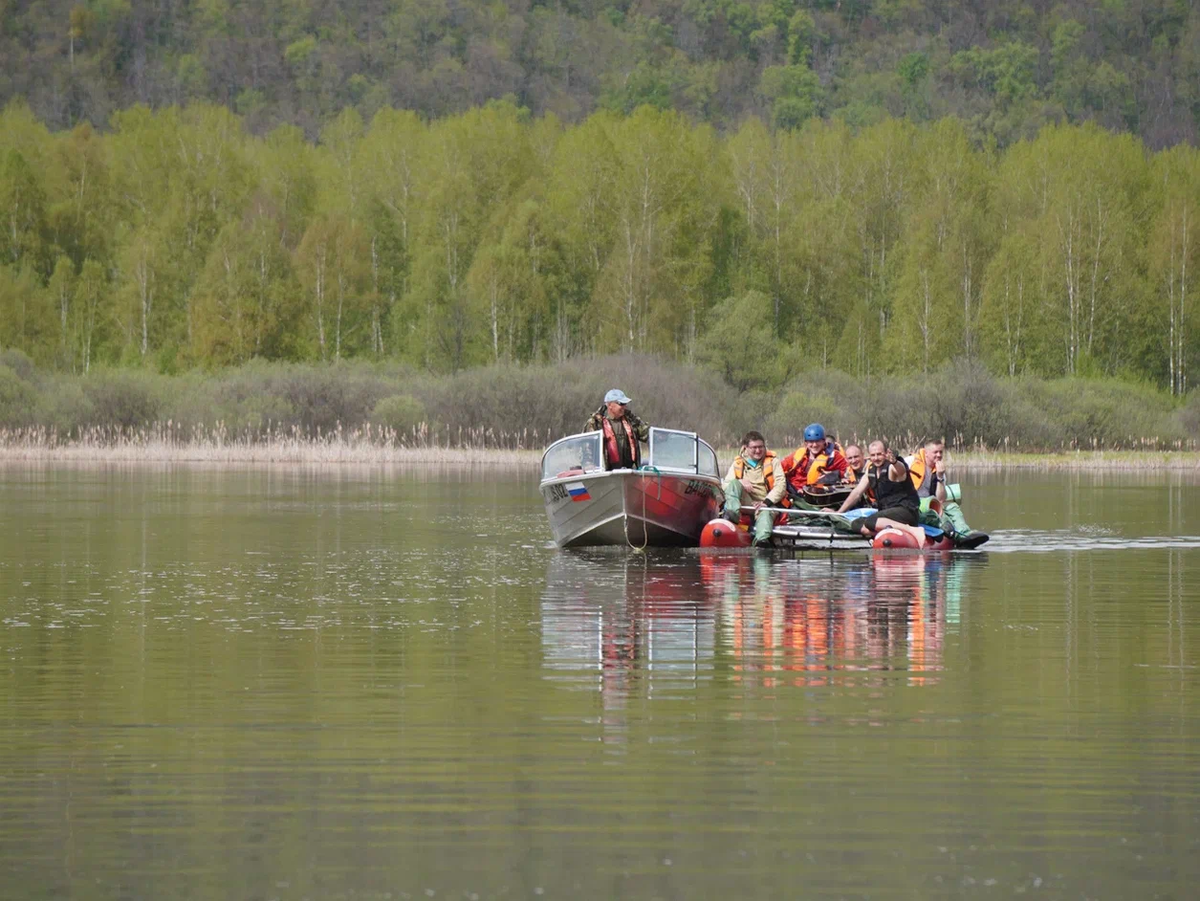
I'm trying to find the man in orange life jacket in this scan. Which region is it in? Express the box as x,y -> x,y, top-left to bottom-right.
907,437 -> 979,539
721,430 -> 787,548
842,443 -> 869,508
584,389 -> 650,470
908,438 -> 948,503
844,444 -> 865,482
781,423 -> 852,500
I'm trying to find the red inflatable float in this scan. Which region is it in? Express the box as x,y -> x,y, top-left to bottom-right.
699,518 -> 752,548
871,527 -> 954,551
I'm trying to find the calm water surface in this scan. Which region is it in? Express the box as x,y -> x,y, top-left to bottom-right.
1,464 -> 1198,899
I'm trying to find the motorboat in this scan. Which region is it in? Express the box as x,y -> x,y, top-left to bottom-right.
539,427 -> 725,548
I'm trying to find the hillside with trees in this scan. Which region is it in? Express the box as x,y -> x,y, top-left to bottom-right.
3,0 -> 1198,148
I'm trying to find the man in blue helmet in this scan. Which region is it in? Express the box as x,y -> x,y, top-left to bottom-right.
781,423 -> 852,500
584,388 -> 650,470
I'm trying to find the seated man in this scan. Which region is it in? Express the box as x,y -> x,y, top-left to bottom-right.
841,443 -> 868,508
781,423 -> 851,502
907,437 -> 979,539
844,443 -> 865,483
584,388 -> 650,470
836,440 -> 927,547
722,430 -> 787,548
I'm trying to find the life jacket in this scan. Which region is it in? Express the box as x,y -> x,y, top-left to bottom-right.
732,451 -> 790,516
786,439 -> 848,488
733,451 -> 777,493
908,447 -> 937,494
850,467 -> 874,506
601,415 -> 639,469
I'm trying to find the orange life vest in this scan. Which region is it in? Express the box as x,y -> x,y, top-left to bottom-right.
732,452 -> 791,510
733,451 -> 777,492
909,447 -> 936,493
601,416 -> 639,469
785,440 -> 848,487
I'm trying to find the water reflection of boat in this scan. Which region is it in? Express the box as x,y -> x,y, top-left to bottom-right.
539,428 -> 725,548
541,552 -> 714,678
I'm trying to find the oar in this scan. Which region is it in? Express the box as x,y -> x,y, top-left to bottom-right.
738,506 -> 849,519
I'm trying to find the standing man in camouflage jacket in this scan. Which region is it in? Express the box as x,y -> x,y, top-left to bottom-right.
584,389 -> 650,470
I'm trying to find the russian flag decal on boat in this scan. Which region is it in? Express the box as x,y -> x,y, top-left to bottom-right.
566,482 -> 591,502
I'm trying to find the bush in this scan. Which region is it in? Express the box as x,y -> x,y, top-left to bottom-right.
0,354 -> 1193,452
0,348 -> 37,382
925,359 -> 1010,447
0,365 -> 36,428
81,371 -> 163,429
420,354 -> 741,447
275,363 -> 396,435
372,394 -> 426,434
1177,390 -> 1200,442
1023,378 -> 1180,449
765,390 -> 843,449
32,377 -> 93,437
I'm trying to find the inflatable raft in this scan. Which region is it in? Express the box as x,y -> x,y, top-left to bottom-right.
700,507 -> 988,551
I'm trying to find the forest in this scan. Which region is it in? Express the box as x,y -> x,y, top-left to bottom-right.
2,0 -> 1198,149
1,98 -> 1198,397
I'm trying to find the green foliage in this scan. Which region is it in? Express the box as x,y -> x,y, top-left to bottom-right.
81,370 -> 163,428
0,101 -> 1196,413
371,394 -> 427,433
758,65 -> 822,129
0,0 -> 1197,150
0,355 -> 1194,450
284,36 -> 318,69
694,290 -> 784,392
1178,391 -> 1200,440
897,53 -> 929,90
0,362 -> 36,427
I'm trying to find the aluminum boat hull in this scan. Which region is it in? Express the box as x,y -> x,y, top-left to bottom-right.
540,469 -> 724,548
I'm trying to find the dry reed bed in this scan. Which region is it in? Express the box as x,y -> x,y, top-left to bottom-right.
1,426 -> 1199,470
0,425 -> 540,465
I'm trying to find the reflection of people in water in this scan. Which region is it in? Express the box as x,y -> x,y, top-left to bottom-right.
698,553 -> 976,687
540,551 -> 979,720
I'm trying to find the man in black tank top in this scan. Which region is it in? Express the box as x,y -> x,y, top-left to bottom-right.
836,440 -> 927,547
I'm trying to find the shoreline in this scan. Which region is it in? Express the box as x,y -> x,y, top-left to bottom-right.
1,442 -> 1199,470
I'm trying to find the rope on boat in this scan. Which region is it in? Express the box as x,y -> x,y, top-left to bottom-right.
625,465 -> 662,552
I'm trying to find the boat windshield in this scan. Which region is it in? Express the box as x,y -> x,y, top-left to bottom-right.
540,432 -> 604,481
648,428 -> 720,478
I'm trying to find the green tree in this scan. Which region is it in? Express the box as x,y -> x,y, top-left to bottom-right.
544,114 -> 620,359
758,64 -> 822,130
0,264 -> 54,364
694,289 -> 784,392
72,258 -> 110,373
191,207 -> 301,365
407,101 -> 531,370
295,214 -> 371,361
0,150 -> 47,270
884,119 -> 993,371
1148,145 -> 1200,394
592,107 -> 717,357
47,255 -> 76,370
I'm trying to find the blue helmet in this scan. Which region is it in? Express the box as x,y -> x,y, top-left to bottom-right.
803,423 -> 826,441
